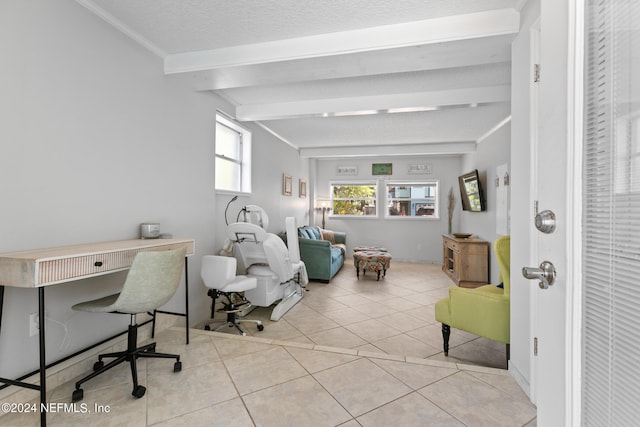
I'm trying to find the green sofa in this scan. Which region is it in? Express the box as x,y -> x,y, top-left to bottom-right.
279,225 -> 346,282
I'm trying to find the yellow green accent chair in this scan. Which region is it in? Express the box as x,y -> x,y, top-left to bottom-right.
435,235 -> 510,360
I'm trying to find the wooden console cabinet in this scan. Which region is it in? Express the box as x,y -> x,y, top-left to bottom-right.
442,235 -> 489,288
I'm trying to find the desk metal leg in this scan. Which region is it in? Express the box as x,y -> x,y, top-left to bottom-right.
0,285 -> 4,333
0,287 -> 46,426
151,257 -> 190,345
38,287 -> 47,426
184,257 -> 189,345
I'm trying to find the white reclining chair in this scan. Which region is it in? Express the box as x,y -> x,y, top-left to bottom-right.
200,255 -> 264,335
285,216 -> 309,286
226,218 -> 304,321
238,204 -> 269,228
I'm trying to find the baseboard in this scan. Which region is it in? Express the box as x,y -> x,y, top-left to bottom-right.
508,360 -> 532,400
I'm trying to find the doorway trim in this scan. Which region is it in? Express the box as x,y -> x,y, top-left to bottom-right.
566,1 -> 584,426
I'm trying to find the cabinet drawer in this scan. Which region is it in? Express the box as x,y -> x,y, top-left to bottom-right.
38,250 -> 139,285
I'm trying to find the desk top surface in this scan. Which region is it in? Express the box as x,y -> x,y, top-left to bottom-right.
0,238 -> 194,260
0,238 -> 195,288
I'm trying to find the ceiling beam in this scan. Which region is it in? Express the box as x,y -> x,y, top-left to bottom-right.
192,40 -> 512,91
299,142 -> 477,158
236,85 -> 510,121
165,9 -> 519,74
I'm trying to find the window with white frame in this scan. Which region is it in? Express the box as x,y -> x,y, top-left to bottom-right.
386,181 -> 439,218
331,182 -> 377,216
215,113 -> 251,193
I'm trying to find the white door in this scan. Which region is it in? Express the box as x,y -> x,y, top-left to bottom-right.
524,1 -> 640,425
523,1 -> 582,425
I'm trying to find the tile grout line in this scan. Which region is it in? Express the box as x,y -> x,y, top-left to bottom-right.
191,328 -> 509,376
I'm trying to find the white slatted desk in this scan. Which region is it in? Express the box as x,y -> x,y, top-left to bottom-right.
0,238 -> 194,426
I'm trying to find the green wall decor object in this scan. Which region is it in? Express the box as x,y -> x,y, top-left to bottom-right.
372,163 -> 392,175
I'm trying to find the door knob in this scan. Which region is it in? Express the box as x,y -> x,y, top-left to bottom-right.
522,261 -> 556,289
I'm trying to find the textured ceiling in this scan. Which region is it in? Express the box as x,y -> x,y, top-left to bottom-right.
81,0 -> 526,158
89,0 -> 523,53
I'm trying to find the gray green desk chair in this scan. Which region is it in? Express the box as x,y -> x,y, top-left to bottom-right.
70,247 -> 186,402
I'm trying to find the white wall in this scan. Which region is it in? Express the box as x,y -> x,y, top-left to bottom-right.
314,156 -> 462,263
460,122 -> 511,284
313,144 -> 514,267
0,0 -> 306,379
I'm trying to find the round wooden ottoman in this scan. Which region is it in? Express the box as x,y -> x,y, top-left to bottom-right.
353,250 -> 392,281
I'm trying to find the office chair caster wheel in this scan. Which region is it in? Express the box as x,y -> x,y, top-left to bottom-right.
93,360 -> 104,371
132,385 -> 146,399
72,388 -> 83,402
204,325 -> 211,331
257,324 -> 264,331
174,361 -> 182,372
145,344 -> 156,352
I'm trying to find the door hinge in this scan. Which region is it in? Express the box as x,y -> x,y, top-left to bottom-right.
534,64 -> 541,83
534,337 -> 538,356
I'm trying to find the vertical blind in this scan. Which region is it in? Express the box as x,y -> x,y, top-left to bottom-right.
583,0 -> 640,425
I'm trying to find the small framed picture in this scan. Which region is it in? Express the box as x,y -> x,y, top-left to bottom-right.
336,165 -> 358,175
299,179 -> 307,198
372,163 -> 393,176
283,174 -> 293,196
408,164 -> 432,174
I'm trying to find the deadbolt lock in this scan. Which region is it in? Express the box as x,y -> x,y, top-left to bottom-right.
535,209 -> 556,233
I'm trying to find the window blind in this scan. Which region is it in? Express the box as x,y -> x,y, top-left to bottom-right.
582,1 -> 640,425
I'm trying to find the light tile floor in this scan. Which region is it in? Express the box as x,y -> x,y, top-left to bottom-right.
1,328 -> 536,426
242,260 -> 510,370
1,260 -> 537,426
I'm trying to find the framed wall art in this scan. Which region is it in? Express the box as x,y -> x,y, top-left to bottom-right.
283,174 -> 292,196
299,179 -> 307,198
336,165 -> 358,175
408,164 -> 432,174
372,163 -> 393,176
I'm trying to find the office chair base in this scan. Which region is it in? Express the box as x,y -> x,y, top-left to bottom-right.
205,291 -> 264,335
71,324 -> 181,402
204,310 -> 264,336
204,319 -> 264,336
132,385 -> 146,398
216,301 -> 251,314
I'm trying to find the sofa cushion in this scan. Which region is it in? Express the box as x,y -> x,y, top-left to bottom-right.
332,243 -> 347,255
330,246 -> 343,263
319,228 -> 336,243
299,226 -> 321,240
298,228 -> 311,239
307,226 -> 321,240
